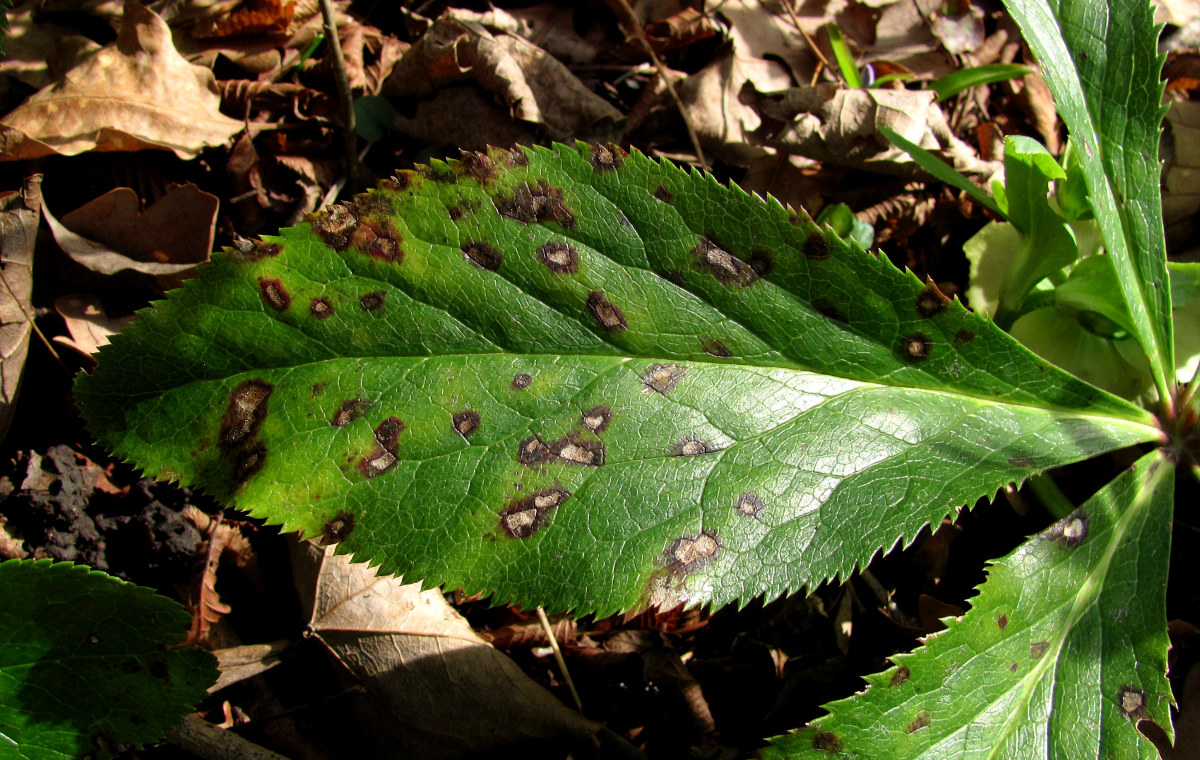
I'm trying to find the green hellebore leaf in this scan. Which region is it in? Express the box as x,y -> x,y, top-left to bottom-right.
0,560 -> 216,759
994,136 -> 1078,329
765,450 -> 1174,759
74,143 -> 1161,617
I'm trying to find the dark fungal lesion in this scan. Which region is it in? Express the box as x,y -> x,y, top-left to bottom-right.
736,491 -> 765,517
359,291 -> 386,311
462,240 -> 503,271
581,405 -> 611,433
590,143 -> 626,171
691,236 -> 758,288
916,282 -> 950,317
511,373 -> 533,390
497,180 -> 576,228
670,436 -> 714,456
358,416 -> 405,479
322,512 -> 356,544
701,337 -> 733,358
232,239 -> 281,261
802,231 -> 832,260
586,290 -> 627,332
518,433 -> 605,467
642,363 -> 688,395
258,278 -> 290,311
899,333 -> 932,362
331,398 -> 371,428
499,488 -> 571,539
219,379 -> 274,489
452,410 -> 480,438
309,297 -> 334,320
537,242 -> 579,274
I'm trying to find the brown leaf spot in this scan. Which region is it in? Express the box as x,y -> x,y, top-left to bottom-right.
581,405 -> 611,433
498,180 -> 575,228
668,530 -> 721,570
460,150 -> 497,183
1119,685 -> 1149,720
1008,455 -> 1036,468
506,147 -> 530,167
587,291 -> 627,332
692,237 -> 758,288
550,434 -> 605,466
312,382 -> 328,398
233,239 -> 281,261
953,329 -> 976,347
518,435 -> 554,466
323,512 -> 355,543
511,373 -> 533,390
899,333 -> 932,362
448,205 -> 465,221
148,660 -> 169,680
1030,641 -> 1049,660
452,410 -> 480,438
803,232 -> 832,261
538,242 -> 579,274
358,417 -> 405,479
309,203 -> 358,251
1040,508 -> 1089,548
590,143 -> 626,171
374,417 -> 405,452
998,614 -> 1008,630
701,337 -> 733,358
360,291 -> 386,311
258,278 -> 290,311
379,173 -> 411,193
916,282 -> 950,317
812,731 -> 843,753
642,363 -> 688,395
906,711 -> 932,734
1010,662 -> 1019,672
331,398 -> 370,428
812,297 -> 847,323
350,219 -> 403,263
737,491 -> 765,517
310,297 -> 334,320
220,380 -> 273,449
671,437 -> 713,457
654,184 -> 673,203
499,488 -> 570,539
658,268 -> 686,286
462,240 -> 503,271
233,443 -> 267,482
890,666 -> 910,687
749,249 -> 774,276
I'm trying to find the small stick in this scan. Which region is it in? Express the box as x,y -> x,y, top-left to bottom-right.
536,606 -> 583,713
317,0 -> 360,195
610,0 -> 708,170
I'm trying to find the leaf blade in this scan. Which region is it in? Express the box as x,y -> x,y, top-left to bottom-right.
765,450 -> 1174,758
76,143 -> 1161,616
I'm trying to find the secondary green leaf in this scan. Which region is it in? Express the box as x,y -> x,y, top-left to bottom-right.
930,63 -> 1033,101
0,560 -> 216,759
75,143 -> 1160,617
994,136 -> 1078,329
1005,0 -> 1173,397
765,449 -> 1175,759
879,126 -> 1005,218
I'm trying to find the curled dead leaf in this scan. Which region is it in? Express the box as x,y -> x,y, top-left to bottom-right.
0,0 -> 243,160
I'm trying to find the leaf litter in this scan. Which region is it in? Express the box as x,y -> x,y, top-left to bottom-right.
2,0 -> 1198,757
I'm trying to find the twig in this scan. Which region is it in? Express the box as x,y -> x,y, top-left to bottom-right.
781,0 -> 831,86
536,606 -> 583,713
609,0 -> 707,170
317,0 -> 360,196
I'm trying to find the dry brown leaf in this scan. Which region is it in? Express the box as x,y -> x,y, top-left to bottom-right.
0,1 -> 244,161
184,507 -> 257,647
51,294 -> 134,359
0,1 -> 102,90
44,184 -> 216,276
292,541 -> 602,759
383,15 -> 623,142
192,0 -> 295,39
481,614 -> 578,650
0,176 -> 41,445
744,83 -> 999,178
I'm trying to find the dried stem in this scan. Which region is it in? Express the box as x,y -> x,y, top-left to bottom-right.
317,0 -> 360,195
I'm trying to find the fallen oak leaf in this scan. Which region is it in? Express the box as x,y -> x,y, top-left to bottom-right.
0,0 -> 243,161
52,294 -> 134,360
